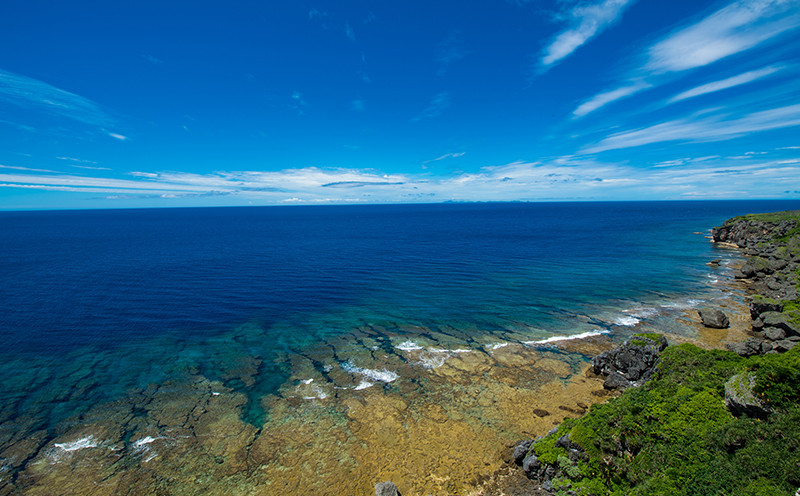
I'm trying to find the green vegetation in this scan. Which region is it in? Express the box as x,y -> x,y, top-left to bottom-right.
729,210 -> 800,225
526,345 -> 800,495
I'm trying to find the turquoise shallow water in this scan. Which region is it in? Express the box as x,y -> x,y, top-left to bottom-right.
0,200 -> 798,449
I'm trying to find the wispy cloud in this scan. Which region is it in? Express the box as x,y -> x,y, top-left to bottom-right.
412,92 -> 450,122
584,103 -> 800,153
71,165 -> 112,171
646,0 -> 800,74
0,69 -> 117,129
436,33 -> 469,76
291,91 -> 308,115
308,9 -> 327,20
0,164 -> 57,173
351,99 -> 365,112
345,23 -> 356,41
56,156 -> 97,164
2,155 -> 799,204
668,65 -> 785,103
573,81 -> 650,117
572,0 -> 800,117
141,54 -> 163,65
422,152 -> 466,168
540,0 -> 636,69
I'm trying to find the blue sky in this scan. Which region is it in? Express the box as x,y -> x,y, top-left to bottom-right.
1,0 -> 799,209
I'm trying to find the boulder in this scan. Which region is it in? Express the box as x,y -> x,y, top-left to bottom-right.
761,312 -> 800,337
521,454 -> 541,476
512,439 -> 533,465
375,481 -> 400,496
749,297 -> 784,319
763,327 -> 786,341
726,338 -> 763,357
592,334 -> 667,390
740,263 -> 757,278
773,339 -> 798,353
724,373 -> 770,418
698,308 -> 730,329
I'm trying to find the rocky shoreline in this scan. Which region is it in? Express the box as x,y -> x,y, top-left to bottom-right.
499,210 -> 800,496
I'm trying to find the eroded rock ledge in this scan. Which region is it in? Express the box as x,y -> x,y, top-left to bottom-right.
712,210 -> 800,356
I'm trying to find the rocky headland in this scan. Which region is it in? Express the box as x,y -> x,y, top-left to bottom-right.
507,210 -> 800,496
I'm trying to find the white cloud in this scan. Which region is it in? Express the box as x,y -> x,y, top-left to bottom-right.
0,69 -> 117,130
572,0 -> 800,119
0,164 -> 57,173
423,152 -> 466,163
669,65 -> 785,103
584,103 -> 800,153
572,81 -> 650,117
3,155 -> 799,204
646,0 -> 800,73
541,0 -> 636,68
345,23 -> 355,41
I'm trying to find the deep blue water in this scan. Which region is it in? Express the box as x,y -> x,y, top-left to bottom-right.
1,200 -> 799,427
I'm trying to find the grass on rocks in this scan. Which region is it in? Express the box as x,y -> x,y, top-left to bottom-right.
526,344 -> 800,496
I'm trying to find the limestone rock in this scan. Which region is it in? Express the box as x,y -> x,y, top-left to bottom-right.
761,312 -> 800,337
698,308 -> 730,329
724,373 -> 770,418
726,338 -> 763,357
375,481 -> 400,496
591,334 -> 667,390
763,327 -> 786,341
512,439 -> 533,465
750,297 -> 784,319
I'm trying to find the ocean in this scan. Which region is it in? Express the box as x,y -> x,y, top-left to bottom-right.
1,200 -> 798,495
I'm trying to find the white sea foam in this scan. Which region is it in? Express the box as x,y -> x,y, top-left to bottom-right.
487,342 -> 509,350
301,378 -> 314,385
396,340 -> 423,351
211,391 -> 221,396
524,329 -> 609,346
629,307 -> 659,318
302,384 -> 328,400
416,353 -> 446,369
613,316 -> 640,326
353,380 -> 374,390
662,298 -> 702,310
451,348 -> 472,353
132,436 -> 159,448
341,360 -> 398,383
54,436 -> 98,452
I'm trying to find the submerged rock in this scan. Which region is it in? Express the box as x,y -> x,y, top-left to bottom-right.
591,334 -> 667,390
698,308 -> 730,329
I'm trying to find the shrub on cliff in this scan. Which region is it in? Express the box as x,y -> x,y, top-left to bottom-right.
522,345 -> 800,495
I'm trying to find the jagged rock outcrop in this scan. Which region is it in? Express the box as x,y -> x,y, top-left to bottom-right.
591,334 -> 668,390
713,212 -> 800,356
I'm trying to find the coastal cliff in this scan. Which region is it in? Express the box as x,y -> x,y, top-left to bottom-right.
509,210 -> 800,496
